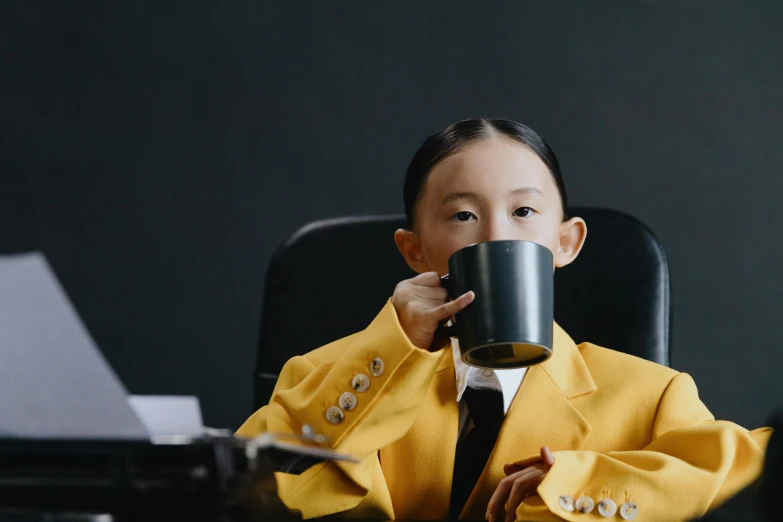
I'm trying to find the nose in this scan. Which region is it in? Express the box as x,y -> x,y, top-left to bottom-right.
479,216 -> 513,243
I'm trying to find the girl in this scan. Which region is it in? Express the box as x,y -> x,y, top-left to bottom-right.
238,119 -> 769,521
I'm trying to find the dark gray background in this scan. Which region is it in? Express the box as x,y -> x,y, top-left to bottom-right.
2,1 -> 781,431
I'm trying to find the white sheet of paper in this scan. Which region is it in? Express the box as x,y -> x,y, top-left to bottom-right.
0,252 -> 149,439
128,395 -> 204,437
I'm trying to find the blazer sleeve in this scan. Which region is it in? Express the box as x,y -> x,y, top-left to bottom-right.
236,300 -> 445,519
518,372 -> 772,521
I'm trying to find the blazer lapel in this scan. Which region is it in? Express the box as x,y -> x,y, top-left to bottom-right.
460,323 -> 597,519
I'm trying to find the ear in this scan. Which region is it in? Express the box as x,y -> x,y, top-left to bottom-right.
394,228 -> 429,274
555,217 -> 587,268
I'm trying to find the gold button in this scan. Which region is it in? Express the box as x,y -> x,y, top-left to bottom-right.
352,373 -> 370,392
339,392 -> 357,411
620,502 -> 638,520
325,406 -> 344,424
558,495 -> 574,512
575,496 -> 594,514
597,498 -> 617,517
370,358 -> 384,377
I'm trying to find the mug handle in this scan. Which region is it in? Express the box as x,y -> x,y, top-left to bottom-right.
436,274 -> 457,338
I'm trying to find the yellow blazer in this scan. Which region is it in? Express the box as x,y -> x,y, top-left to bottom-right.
237,301 -> 770,521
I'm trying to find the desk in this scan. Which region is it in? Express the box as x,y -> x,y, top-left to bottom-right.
0,437 -> 774,522
0,437 -> 296,522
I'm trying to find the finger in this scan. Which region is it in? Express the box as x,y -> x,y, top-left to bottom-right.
408,285 -> 449,302
406,271 -> 444,287
486,476 -> 511,522
504,477 -> 532,522
505,479 -> 529,522
430,291 -> 475,322
504,461 -> 545,476
505,471 -> 545,522
487,467 -> 540,522
487,470 -> 524,522
402,299 -> 459,319
540,446 -> 555,470
393,294 -> 452,313
504,463 -> 522,476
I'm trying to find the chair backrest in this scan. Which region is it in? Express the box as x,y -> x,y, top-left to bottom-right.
253,208 -> 670,410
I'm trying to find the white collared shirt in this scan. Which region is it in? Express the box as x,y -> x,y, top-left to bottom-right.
451,338 -> 527,440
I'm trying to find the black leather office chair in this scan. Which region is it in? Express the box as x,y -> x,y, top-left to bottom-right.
252,208 -> 670,410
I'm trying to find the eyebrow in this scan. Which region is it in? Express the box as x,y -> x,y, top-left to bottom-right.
440,187 -> 543,205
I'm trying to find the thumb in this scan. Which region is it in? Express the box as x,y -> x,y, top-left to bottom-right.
541,446 -> 555,470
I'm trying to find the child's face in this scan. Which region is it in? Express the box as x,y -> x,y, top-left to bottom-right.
395,137 -> 587,276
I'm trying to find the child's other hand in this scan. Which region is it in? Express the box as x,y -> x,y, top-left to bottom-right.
486,446 -> 555,522
391,272 -> 474,350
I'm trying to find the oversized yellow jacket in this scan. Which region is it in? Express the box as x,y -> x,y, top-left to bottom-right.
237,301 -> 770,521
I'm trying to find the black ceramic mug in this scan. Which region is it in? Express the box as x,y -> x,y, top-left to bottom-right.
440,240 -> 554,369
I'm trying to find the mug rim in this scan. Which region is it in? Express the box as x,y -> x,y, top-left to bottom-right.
462,341 -> 553,369
447,239 -> 552,264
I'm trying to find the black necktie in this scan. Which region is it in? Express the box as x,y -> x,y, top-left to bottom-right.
449,386 -> 505,519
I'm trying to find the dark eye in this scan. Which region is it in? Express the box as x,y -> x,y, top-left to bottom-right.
452,211 -> 476,222
513,207 -> 533,217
